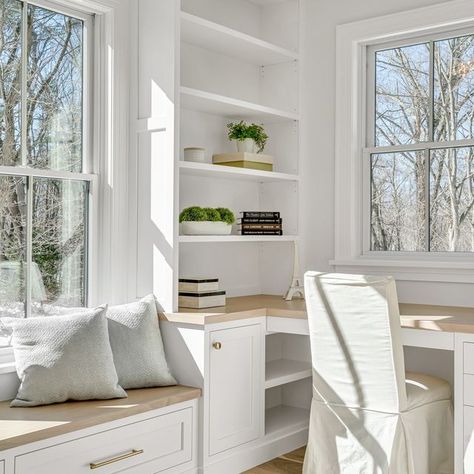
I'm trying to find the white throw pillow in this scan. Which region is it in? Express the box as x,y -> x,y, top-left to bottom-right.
3,306 -> 127,407
107,294 -> 177,389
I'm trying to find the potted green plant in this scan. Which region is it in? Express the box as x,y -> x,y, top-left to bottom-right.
179,206 -> 236,235
227,121 -> 268,154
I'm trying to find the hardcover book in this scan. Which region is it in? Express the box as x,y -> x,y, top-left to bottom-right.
240,230 -> 283,235
240,211 -> 280,219
239,223 -> 282,230
239,218 -> 282,224
212,152 -> 274,172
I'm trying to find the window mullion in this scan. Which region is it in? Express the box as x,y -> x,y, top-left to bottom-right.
25,176 -> 33,318
21,2 -> 31,318
20,2 -> 28,168
424,149 -> 431,252
428,40 -> 435,143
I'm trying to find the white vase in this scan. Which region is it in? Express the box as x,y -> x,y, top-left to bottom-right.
236,138 -> 257,154
180,221 -> 232,235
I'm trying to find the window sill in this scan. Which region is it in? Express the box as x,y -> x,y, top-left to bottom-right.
330,257 -> 474,284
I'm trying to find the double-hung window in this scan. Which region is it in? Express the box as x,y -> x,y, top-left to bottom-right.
367,31 -> 474,254
0,0 -> 94,346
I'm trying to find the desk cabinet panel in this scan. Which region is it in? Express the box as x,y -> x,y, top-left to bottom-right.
464,406 -> 474,473
0,460 -> 4,474
208,324 -> 262,456
464,343 -> 474,375
464,375 -> 474,407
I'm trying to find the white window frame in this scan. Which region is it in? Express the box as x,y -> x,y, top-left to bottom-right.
365,29 -> 474,255
332,0 -> 474,283
0,0 -> 127,369
0,0 -> 95,318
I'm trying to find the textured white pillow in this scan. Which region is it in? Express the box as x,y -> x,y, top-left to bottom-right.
3,307 -> 127,407
107,294 -> 177,389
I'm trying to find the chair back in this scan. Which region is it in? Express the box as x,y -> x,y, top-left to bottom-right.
304,272 -> 407,412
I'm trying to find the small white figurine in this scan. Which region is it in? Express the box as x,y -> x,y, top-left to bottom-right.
284,241 -> 304,301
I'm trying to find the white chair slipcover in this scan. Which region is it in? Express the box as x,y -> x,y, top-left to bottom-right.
303,272 -> 453,474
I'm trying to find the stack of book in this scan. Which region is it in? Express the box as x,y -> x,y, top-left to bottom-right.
178,277 -> 226,309
238,211 -> 283,235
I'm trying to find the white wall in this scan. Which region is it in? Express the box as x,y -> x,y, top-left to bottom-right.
298,0 -> 474,307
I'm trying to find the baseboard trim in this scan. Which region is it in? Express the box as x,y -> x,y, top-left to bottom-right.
201,428 -> 308,474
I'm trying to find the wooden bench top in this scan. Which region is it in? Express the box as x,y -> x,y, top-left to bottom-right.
0,385 -> 201,451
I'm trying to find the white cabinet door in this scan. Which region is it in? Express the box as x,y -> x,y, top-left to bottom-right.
208,324 -> 262,456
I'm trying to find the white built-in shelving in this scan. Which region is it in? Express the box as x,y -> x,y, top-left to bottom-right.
265,405 -> 310,436
181,12 -> 298,66
179,235 -> 298,244
180,87 -> 299,123
178,0 -> 300,297
265,359 -> 312,389
179,161 -> 299,183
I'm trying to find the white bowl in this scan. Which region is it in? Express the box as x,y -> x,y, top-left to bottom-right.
180,221 -> 232,235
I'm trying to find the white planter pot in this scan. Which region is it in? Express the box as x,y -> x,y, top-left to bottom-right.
180,221 -> 232,235
235,138 -> 257,154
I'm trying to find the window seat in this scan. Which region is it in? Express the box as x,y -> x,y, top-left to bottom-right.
0,385 -> 201,452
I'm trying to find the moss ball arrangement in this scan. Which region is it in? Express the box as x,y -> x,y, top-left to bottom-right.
227,121 -> 268,153
179,206 -> 235,225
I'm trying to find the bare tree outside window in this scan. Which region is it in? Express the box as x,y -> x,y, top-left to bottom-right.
0,0 -> 90,344
371,33 -> 474,252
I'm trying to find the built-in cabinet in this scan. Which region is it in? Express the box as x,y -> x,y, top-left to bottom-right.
161,315 -> 312,473
208,324 -> 262,455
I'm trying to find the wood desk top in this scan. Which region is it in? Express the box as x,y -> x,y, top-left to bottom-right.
0,385 -> 201,452
161,294 -> 474,334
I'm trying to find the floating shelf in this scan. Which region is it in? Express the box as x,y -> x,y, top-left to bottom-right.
265,405 -> 310,436
181,12 -> 298,66
179,235 -> 298,243
179,161 -> 299,183
265,359 -> 312,389
180,87 -> 299,123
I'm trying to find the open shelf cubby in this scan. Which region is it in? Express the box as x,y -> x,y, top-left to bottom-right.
265,378 -> 312,436
265,333 -> 312,389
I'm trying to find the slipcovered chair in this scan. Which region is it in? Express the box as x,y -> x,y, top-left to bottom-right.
303,272 -> 453,474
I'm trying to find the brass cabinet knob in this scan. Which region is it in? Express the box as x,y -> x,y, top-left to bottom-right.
213,342 -> 222,350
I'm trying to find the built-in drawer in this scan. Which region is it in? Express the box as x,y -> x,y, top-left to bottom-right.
15,407 -> 193,474
464,343 -> 474,374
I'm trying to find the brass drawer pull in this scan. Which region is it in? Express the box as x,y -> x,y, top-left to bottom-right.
213,342 -> 222,350
90,449 -> 144,469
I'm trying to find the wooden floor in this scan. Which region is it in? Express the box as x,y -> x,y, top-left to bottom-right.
244,447 -> 305,473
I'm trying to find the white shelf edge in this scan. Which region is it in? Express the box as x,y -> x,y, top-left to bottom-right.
179,235 -> 298,243
265,359 -> 312,389
178,161 -> 300,183
265,405 -> 310,436
180,86 -> 300,122
181,11 -> 299,65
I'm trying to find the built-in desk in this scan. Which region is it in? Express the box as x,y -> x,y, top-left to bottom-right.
161,295 -> 474,473
161,294 -> 474,341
